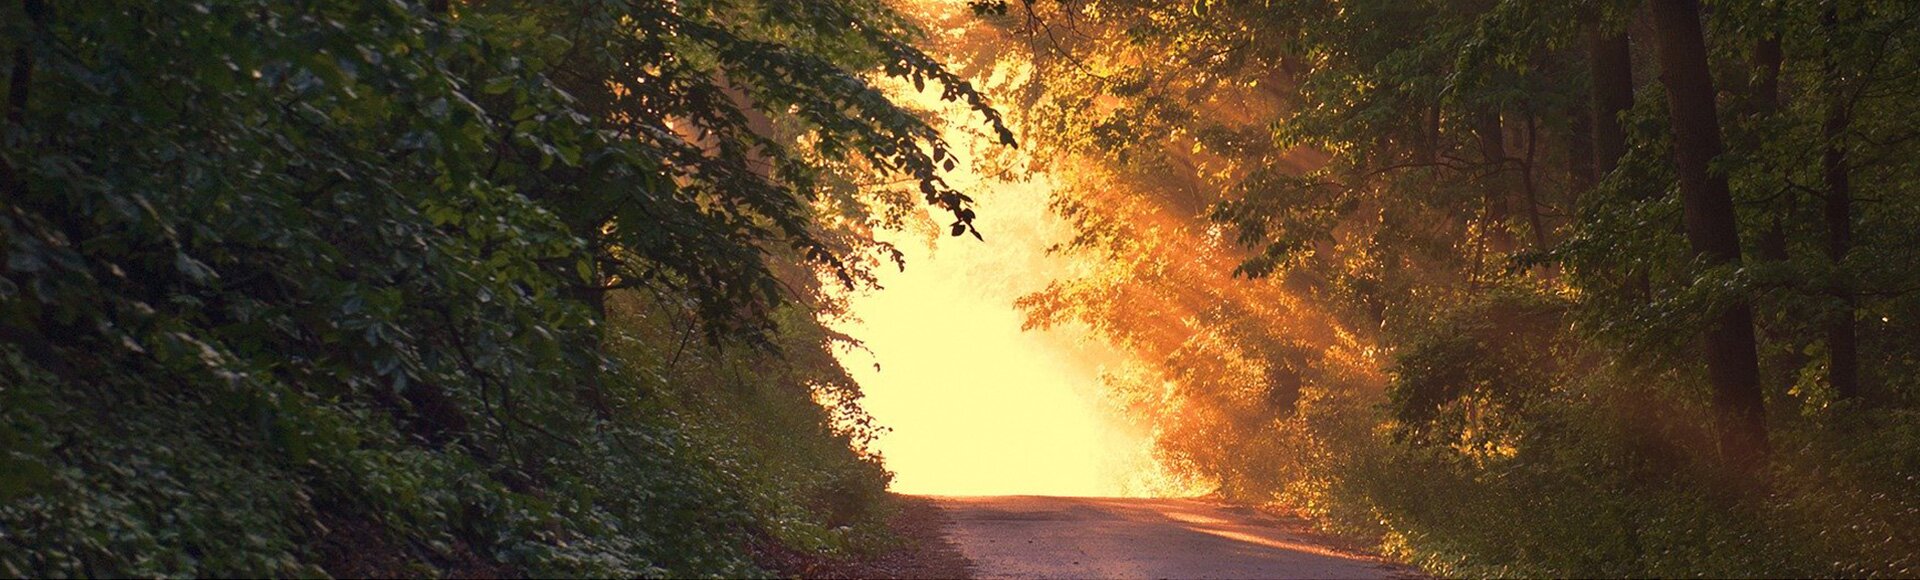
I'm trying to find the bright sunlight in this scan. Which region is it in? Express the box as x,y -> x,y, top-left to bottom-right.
830,132 -> 1154,497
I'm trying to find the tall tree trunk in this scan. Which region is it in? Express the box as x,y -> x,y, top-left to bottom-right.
1589,29 -> 1634,176
1823,103 -> 1859,402
1475,111 -> 1516,255
1743,28 -> 1810,402
1589,27 -> 1652,299
1521,110 -> 1548,249
2,0 -> 40,201
1752,34 -> 1790,263
1751,38 -> 1782,117
1568,99 -> 1595,191
1820,8 -> 1860,402
1649,0 -> 1769,464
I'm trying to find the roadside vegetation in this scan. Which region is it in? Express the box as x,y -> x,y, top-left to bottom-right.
951,0 -> 1920,576
7,0 -> 1919,577
0,0 -> 1004,575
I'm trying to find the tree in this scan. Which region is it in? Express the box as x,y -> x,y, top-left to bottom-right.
1647,0 -> 1769,464
0,0 -> 1006,574
981,0 -> 1920,574
1588,25 -> 1633,177
1819,7 -> 1860,402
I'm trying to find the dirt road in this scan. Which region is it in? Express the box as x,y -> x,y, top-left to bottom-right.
929,496 -> 1410,580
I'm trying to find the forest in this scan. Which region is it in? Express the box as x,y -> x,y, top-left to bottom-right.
3,0 -> 1918,578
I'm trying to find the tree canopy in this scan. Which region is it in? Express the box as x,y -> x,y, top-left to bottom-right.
5,0 -> 1920,576
953,0 -> 1920,575
1,0 -> 1004,575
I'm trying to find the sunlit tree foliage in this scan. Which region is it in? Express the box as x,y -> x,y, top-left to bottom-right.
958,0 -> 1920,575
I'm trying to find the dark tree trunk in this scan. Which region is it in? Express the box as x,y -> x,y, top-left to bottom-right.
1521,110 -> 1548,249
2,44 -> 27,201
1745,29 -> 1806,400
1752,38 -> 1782,116
1752,35 -> 1789,264
3,0 -> 41,199
1824,104 -> 1859,402
1589,29 -> 1634,176
1474,111 -> 1516,254
1568,98 -> 1595,191
1590,26 -> 1650,299
1649,0 -> 1769,464
1821,9 -> 1860,402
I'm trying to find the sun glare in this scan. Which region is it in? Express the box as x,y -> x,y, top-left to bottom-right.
824,72 -> 1175,496
833,167 -> 1156,496
823,3 -> 1210,496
